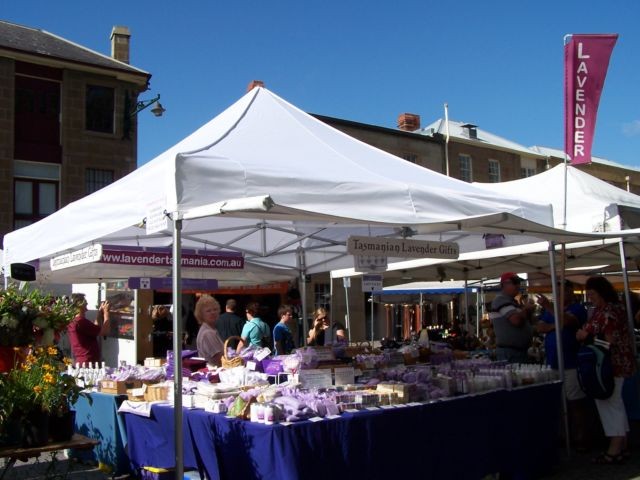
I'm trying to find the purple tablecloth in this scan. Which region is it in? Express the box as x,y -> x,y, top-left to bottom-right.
122,382 -> 561,480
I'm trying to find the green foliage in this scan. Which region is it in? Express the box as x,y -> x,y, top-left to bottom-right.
0,346 -> 87,424
0,287 -> 77,347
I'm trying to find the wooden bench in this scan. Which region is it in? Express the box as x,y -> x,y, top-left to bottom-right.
0,434 -> 98,480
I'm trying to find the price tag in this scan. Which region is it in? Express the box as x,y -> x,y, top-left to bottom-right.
344,408 -> 360,413
255,348 -> 271,361
326,414 -> 341,420
246,361 -> 257,371
279,421 -> 292,426
380,405 -> 395,409
308,416 -> 324,422
365,406 -> 380,411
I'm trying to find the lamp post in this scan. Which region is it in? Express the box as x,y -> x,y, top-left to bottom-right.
123,92 -> 165,139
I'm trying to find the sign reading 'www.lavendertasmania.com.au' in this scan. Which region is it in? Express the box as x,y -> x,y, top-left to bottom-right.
347,236 -> 459,259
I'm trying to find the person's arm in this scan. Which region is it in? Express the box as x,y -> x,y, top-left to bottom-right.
236,337 -> 247,352
307,317 -> 325,345
98,301 -> 111,336
199,330 -> 224,365
536,321 -> 555,334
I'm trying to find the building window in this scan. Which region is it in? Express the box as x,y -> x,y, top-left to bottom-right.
314,283 -> 330,311
488,159 -> 501,182
86,168 -> 115,194
521,159 -> 537,178
14,178 -> 58,228
459,154 -> 473,182
401,153 -> 418,164
14,75 -> 61,163
86,85 -> 115,133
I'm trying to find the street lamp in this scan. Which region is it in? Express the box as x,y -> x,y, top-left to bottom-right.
132,94 -> 166,117
123,92 -> 165,139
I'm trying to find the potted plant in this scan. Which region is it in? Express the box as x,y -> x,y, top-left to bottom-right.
0,287 -> 77,371
0,345 -> 87,446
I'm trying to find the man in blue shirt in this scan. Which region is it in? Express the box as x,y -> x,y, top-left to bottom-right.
273,305 -> 295,355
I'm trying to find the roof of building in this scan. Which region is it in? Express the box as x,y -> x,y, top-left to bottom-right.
312,113 -> 440,143
418,119 -> 542,157
0,20 -> 149,78
530,145 -> 640,173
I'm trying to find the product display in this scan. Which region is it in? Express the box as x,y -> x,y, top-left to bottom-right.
106,342 -> 559,432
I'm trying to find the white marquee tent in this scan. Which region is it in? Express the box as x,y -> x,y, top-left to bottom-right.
5,86 -> 588,284
3,87 -> 632,469
473,164 -> 640,232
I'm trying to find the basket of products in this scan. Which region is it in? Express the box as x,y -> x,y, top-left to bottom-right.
222,336 -> 245,369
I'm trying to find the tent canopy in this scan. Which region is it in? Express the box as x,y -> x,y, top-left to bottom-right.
2,88 -> 626,284
473,164 -> 640,232
374,280 -> 478,295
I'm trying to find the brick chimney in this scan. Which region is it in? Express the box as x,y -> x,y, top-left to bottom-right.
247,80 -> 265,92
110,26 -> 131,64
397,113 -> 420,131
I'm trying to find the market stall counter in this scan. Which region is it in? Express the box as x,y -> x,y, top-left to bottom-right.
122,382 -> 561,480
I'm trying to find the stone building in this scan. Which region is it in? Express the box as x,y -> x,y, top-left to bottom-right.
0,21 -> 152,245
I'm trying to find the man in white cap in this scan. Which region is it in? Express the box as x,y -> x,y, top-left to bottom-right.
490,272 -> 533,363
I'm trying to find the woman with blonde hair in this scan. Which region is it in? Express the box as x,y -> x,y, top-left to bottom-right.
195,295 -> 224,367
307,308 -> 346,346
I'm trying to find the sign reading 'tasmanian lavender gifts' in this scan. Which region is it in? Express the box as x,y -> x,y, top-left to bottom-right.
347,236 -> 459,259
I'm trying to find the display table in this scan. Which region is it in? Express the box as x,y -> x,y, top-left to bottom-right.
122,382 -> 561,480
71,391 -> 130,475
122,402 -> 199,473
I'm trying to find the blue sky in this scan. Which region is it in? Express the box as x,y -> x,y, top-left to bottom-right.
3,0 -> 640,168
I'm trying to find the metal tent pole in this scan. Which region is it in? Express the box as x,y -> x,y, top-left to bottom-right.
464,278 -> 469,333
298,248 -> 308,345
549,241 -> 571,456
619,239 -> 637,355
172,217 -> 184,480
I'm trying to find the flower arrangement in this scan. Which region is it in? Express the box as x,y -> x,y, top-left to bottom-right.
2,346 -> 84,415
0,287 -> 77,347
0,345 -> 87,446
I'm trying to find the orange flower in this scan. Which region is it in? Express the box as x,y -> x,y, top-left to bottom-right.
43,372 -> 55,384
47,346 -> 57,356
33,385 -> 42,394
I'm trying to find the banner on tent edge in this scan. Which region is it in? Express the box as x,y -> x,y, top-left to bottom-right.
99,247 -> 244,270
347,236 -> 459,259
50,244 -> 103,271
128,277 -> 219,290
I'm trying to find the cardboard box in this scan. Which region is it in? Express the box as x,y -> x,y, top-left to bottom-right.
144,385 -> 170,402
99,379 -> 143,395
144,358 -> 164,367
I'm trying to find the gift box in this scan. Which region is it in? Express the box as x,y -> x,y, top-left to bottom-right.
144,385 -> 170,402
100,379 -> 143,394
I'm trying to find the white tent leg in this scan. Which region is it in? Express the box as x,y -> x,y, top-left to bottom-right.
619,239 -> 637,356
549,241 -> 571,456
172,218 -> 184,480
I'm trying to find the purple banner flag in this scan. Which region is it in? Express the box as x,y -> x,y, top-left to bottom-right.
564,34 -> 617,165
